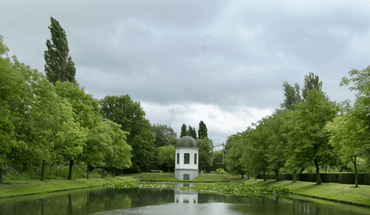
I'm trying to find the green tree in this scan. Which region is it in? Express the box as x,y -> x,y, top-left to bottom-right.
225,133 -> 247,178
152,124 -> 177,147
81,119 -> 112,179
187,125 -> 197,139
243,120 -> 270,181
198,121 -> 208,139
158,145 -> 175,172
44,17 -> 76,85
180,124 -> 187,138
265,112 -> 290,181
280,82 -> 302,111
197,137 -> 213,172
0,36 -> 66,182
341,65 -> 370,134
104,120 -> 132,177
302,72 -> 323,101
290,90 -> 338,185
325,106 -> 369,188
167,137 -> 178,146
55,81 -> 101,179
213,150 -> 223,164
0,37 -> 17,183
100,95 -> 156,172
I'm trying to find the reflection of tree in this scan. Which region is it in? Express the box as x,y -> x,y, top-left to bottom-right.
40,199 -> 44,215
1,188 -> 365,215
68,194 -> 72,214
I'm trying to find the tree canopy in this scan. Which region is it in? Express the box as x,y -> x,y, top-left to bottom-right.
198,121 -> 208,139
100,95 -> 155,172
152,124 -> 177,148
44,17 -> 76,85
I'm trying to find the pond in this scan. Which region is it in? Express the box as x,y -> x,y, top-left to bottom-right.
0,184 -> 369,215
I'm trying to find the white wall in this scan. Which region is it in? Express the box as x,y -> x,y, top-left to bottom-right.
175,148 -> 198,170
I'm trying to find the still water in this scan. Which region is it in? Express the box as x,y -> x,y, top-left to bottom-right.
0,185 -> 369,215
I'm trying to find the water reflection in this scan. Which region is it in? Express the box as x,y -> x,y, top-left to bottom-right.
0,186 -> 369,215
174,183 -> 198,204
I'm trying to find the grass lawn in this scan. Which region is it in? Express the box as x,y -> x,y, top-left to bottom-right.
243,179 -> 370,207
0,176 -> 136,198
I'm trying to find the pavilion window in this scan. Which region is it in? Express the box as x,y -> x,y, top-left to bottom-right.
184,153 -> 190,164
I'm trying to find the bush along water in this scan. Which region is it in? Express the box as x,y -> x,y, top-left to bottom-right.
180,182 -> 289,197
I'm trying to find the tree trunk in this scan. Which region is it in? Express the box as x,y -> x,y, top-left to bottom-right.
293,172 -> 297,183
353,157 -> 358,188
101,167 -> 105,178
314,159 -> 321,185
41,160 -> 45,181
113,168 -> 115,178
68,160 -> 74,180
274,169 -> 279,181
263,171 -> 267,181
0,167 -> 3,184
87,164 -> 90,179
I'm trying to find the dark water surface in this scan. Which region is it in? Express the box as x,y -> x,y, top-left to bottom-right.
0,186 -> 369,215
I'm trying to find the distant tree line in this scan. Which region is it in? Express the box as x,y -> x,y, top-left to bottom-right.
225,71 -> 370,188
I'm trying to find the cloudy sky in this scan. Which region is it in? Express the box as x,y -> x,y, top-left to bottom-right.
2,0 -> 369,146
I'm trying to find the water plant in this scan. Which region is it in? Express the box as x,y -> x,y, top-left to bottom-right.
179,182 -> 289,197
103,182 -> 173,189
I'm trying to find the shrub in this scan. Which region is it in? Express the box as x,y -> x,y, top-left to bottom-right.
216,168 -> 227,174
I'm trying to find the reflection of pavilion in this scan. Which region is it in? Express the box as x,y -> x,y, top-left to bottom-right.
174,183 -> 198,204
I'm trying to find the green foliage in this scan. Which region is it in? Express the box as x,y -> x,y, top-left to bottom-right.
44,17 -> 76,85
287,90 -> 338,184
340,65 -> 370,155
180,124 -> 187,138
157,145 -> 175,172
213,150 -> 223,164
198,120 -> 208,139
0,36 -> 134,182
225,133 -> 246,178
152,124 -> 177,147
197,137 -> 213,171
187,125 -> 197,139
100,95 -> 155,172
216,168 -> 227,174
302,72 -> 323,101
280,82 -> 302,110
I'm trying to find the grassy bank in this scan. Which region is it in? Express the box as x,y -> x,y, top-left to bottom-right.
243,179 -> 370,207
0,176 -> 137,198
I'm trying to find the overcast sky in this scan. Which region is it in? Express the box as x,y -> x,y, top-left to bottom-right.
2,0 -> 369,147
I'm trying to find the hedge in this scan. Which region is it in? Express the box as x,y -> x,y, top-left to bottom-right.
257,173 -> 370,185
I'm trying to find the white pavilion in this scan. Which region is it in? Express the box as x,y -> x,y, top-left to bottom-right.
174,136 -> 199,180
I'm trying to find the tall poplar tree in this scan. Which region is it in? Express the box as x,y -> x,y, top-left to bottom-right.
44,17 -> 76,85
180,124 -> 187,138
302,72 -> 323,101
198,121 -> 208,139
